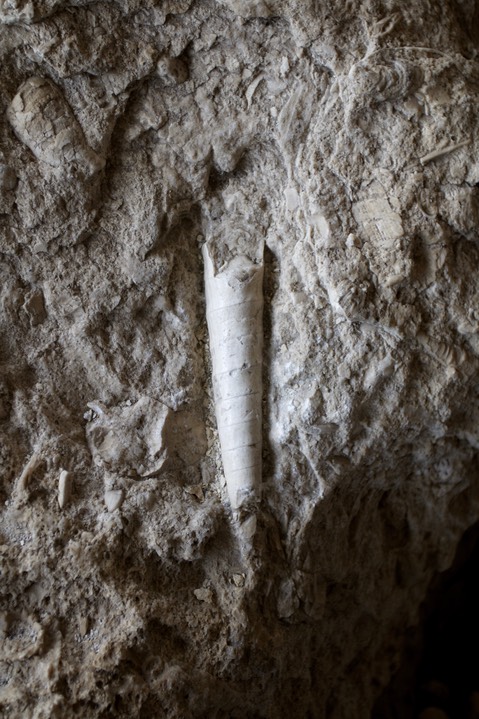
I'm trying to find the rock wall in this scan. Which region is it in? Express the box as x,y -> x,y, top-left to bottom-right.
1,1 -> 479,717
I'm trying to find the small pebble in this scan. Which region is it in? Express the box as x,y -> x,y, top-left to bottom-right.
104,489 -> 123,512
185,485 -> 204,501
193,587 -> 213,603
232,573 -> 245,587
58,469 -> 73,509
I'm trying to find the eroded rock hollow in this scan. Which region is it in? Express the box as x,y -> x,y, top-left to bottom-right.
1,1 -> 479,717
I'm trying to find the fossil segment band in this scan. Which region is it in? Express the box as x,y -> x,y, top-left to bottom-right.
203,244 -> 263,510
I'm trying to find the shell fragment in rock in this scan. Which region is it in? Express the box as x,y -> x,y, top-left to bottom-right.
203,242 -> 263,510
104,489 -> 124,513
58,469 -> 73,509
16,452 -> 41,493
348,58 -> 423,104
85,396 -> 171,478
6,77 -> 104,174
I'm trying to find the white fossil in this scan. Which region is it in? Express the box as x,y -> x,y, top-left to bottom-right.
58,469 -> 73,509
104,489 -> 124,513
202,242 -> 263,511
7,77 -> 104,174
16,452 -> 41,493
419,139 -> 469,165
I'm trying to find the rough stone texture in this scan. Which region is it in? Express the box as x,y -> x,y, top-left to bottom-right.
1,1 -> 479,717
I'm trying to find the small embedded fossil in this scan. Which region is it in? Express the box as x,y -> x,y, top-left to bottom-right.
203,242 -> 263,511
7,77 -> 104,175
58,469 -> 73,509
419,139 -> 469,165
347,58 -> 423,105
104,489 -> 124,513
16,452 -> 41,493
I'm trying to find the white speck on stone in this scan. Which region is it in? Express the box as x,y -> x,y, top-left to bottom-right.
104,489 -> 124,512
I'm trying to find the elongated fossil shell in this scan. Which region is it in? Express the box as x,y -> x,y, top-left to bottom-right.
7,77 -> 104,174
203,243 -> 263,510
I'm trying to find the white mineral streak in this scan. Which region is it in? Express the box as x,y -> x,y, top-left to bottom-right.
203,242 -> 263,510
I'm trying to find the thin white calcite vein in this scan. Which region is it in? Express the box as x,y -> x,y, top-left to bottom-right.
203,243 -> 263,510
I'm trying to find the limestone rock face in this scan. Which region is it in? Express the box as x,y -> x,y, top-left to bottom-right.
1,1 -> 479,717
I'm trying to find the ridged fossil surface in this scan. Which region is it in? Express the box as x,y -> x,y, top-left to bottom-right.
1,1 -> 479,718
7,77 -> 104,174
203,242 -> 263,511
